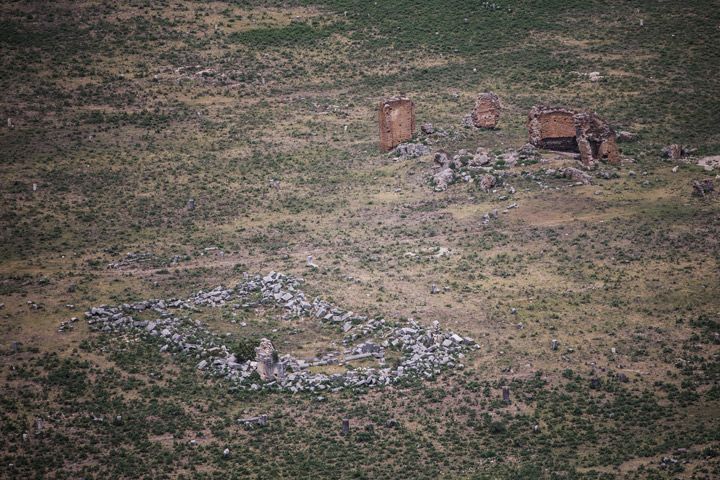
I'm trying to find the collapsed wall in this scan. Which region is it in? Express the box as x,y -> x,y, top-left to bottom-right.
574,112 -> 620,167
528,105 -> 620,168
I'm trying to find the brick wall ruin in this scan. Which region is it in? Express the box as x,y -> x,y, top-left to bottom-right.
574,112 -> 620,167
471,92 -> 501,129
528,105 -> 578,151
379,97 -> 415,151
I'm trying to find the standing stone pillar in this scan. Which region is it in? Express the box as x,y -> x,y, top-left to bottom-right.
502,386 -> 511,404
341,418 -> 350,436
378,97 -> 415,151
471,92 -> 501,128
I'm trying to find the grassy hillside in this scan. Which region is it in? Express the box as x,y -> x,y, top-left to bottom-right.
1,1 -> 719,478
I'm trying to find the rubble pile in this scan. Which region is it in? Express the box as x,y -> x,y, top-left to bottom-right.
84,272 -> 478,393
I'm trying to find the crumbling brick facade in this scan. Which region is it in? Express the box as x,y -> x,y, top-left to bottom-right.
574,112 -> 620,167
379,97 -> 415,151
471,92 -> 501,129
528,105 -> 578,151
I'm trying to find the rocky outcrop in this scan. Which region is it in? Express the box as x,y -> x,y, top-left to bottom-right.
697,156 -> 720,172
661,144 -> 689,160
471,92 -> 501,129
379,97 -> 415,151
574,112 -> 620,168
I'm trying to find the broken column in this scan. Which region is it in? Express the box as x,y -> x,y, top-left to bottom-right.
471,92 -> 501,128
573,112 -> 620,168
528,105 -> 579,151
378,97 -> 415,151
502,386 -> 511,405
255,338 -> 284,381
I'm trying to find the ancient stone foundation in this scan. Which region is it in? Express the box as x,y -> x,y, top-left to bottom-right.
471,92 -> 501,129
379,97 -> 415,151
528,105 -> 578,151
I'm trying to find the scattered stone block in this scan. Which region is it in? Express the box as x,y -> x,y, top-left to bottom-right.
561,167 -> 592,185
471,92 -> 501,129
617,130 -> 637,142
421,123 -> 434,134
378,97 -> 415,151
342,418 -> 350,436
692,179 -> 714,197
697,155 -> 720,172
394,142 -> 430,159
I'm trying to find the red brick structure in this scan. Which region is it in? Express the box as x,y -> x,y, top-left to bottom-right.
471,92 -> 501,129
378,97 -> 415,151
527,105 -> 578,151
574,112 -> 620,167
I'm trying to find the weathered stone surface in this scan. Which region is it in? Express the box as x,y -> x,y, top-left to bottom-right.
574,112 -> 620,168
471,92 -> 501,129
661,144 -> 685,160
433,168 -> 455,191
528,105 -> 578,151
255,338 -> 284,381
692,179 -> 714,197
378,97 -> 415,151
698,156 -> 720,171
434,151 -> 451,168
478,174 -> 497,192
617,130 -> 637,142
394,142 -> 430,159
469,148 -> 493,167
420,123 -> 435,134
561,167 -> 592,185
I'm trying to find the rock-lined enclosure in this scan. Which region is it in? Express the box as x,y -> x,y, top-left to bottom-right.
379,97 -> 415,151
84,271 -> 477,393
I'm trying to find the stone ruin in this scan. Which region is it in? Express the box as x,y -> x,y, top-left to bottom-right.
255,338 -> 285,381
573,112 -> 620,167
83,271 -> 478,393
470,92 -> 501,129
379,97 -> 415,151
528,105 -> 578,152
692,179 -> 714,197
528,105 -> 619,168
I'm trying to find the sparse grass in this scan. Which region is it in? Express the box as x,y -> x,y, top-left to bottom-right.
0,0 -> 719,478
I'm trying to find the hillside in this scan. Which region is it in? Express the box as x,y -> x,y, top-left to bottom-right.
1,1 -> 719,478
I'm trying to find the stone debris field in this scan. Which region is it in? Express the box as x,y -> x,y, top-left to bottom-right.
84,272 -> 478,392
